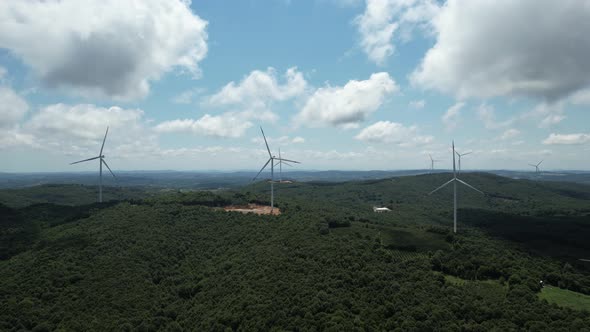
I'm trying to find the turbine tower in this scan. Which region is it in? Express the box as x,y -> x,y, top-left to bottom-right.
253,127 -> 300,212
429,141 -> 484,233
455,150 -> 472,174
429,154 -> 441,173
528,160 -> 543,174
70,127 -> 116,203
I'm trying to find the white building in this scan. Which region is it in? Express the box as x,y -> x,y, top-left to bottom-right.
373,206 -> 392,213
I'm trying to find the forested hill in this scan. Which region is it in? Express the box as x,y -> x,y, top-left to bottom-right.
1,173 -> 589,330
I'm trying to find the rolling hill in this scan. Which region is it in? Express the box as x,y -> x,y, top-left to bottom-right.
1,173 -> 589,330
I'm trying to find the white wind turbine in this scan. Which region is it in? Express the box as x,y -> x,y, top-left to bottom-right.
275,148 -> 294,182
429,141 -> 484,233
455,150 -> 472,174
70,127 -> 116,203
528,160 -> 543,175
253,127 -> 300,212
429,154 -> 441,173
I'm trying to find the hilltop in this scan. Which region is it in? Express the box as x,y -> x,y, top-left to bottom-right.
1,173 -> 589,330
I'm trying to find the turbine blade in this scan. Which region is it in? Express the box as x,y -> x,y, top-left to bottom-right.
429,154 -> 433,161
260,127 -> 272,157
282,161 -> 294,167
276,158 -> 300,164
429,178 -> 455,195
537,160 -> 543,166
528,164 -> 537,167
253,158 -> 271,181
456,178 -> 484,195
102,159 -> 116,178
462,151 -> 472,156
70,156 -> 100,165
100,126 -> 109,155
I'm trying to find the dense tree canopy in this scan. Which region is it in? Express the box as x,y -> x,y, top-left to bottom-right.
1,173 -> 589,330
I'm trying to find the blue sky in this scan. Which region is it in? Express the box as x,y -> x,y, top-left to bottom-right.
0,0 -> 589,172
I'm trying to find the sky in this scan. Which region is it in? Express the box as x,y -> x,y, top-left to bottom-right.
0,0 -> 589,172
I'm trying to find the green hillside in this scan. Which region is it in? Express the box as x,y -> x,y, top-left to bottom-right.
1,173 -> 589,330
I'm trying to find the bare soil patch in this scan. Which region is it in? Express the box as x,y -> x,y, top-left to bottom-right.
222,204 -> 281,215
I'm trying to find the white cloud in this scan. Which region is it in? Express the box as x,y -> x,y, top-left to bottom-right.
477,103 -> 514,130
0,86 -> 29,127
442,102 -> 463,131
543,133 -> 590,145
527,102 -> 566,128
0,66 -> 6,80
0,102 -> 161,161
154,113 -> 252,138
569,88 -> 590,105
252,135 -> 306,145
409,99 -> 425,109
26,104 -> 144,141
296,72 -> 398,127
0,0 -> 208,100
411,0 -> 590,101
206,67 -> 307,110
292,136 -> 305,144
171,88 -> 206,104
354,121 -> 432,146
499,129 -> 520,141
354,0 -> 439,65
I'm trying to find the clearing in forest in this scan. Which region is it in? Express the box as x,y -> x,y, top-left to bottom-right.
539,286 -> 590,311
222,204 -> 281,215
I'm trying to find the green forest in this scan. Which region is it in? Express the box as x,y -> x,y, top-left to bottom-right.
1,173 -> 589,331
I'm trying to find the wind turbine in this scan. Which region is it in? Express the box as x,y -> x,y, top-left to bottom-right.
70,127 -> 116,203
455,150 -> 472,174
275,148 -> 294,183
429,154 -> 441,173
429,141 -> 484,233
528,160 -> 543,175
253,127 -> 300,212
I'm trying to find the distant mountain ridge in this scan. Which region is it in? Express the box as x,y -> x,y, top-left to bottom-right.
1,169 -> 589,189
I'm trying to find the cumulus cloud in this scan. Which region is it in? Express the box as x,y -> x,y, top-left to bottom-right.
296,72 -> 398,128
0,87 -> 29,127
206,67 -> 307,110
477,104 -> 514,130
527,102 -> 566,128
442,102 -> 463,131
252,135 -> 306,145
499,129 -> 520,141
409,99 -> 425,109
0,102 -> 162,160
543,133 -> 590,145
354,0 -> 439,65
0,0 -> 208,100
26,104 -> 144,141
171,88 -> 207,104
355,121 -> 432,146
154,113 -> 252,138
569,88 -> 590,105
411,0 -> 590,101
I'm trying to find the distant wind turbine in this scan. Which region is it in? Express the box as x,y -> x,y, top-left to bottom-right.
529,160 -> 543,174
70,127 -> 116,203
429,141 -> 484,233
274,148 -> 294,182
455,150 -> 472,174
429,154 -> 441,173
253,127 -> 300,212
